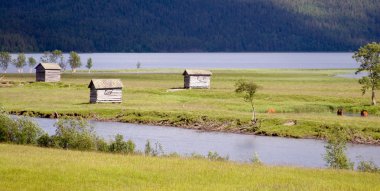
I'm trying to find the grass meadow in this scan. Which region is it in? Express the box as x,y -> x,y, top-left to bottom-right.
0,144 -> 379,191
0,69 -> 379,142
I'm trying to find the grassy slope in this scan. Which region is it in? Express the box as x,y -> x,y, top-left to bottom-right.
0,69 -> 380,142
0,144 -> 379,191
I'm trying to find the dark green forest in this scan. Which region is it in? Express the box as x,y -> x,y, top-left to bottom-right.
0,0 -> 379,52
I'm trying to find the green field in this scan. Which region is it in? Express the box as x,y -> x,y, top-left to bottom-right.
0,69 -> 379,143
0,144 -> 379,191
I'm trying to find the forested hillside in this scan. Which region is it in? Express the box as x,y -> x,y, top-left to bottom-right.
0,0 -> 379,52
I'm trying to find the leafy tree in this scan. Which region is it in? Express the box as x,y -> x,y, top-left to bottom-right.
68,51 -> 81,72
353,42 -> 380,105
13,53 -> 26,73
49,49 -> 63,63
40,51 -> 50,62
324,126 -> 353,170
86,58 -> 93,73
27,56 -> 37,73
0,51 -> 11,73
235,79 -> 259,125
58,55 -> 67,71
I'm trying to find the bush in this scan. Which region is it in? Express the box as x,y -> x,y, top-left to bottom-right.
96,138 -> 109,152
0,114 -> 43,145
109,134 -> 135,154
144,140 -> 164,156
324,126 -> 354,170
53,117 -> 97,151
250,152 -> 263,165
207,151 -> 229,161
0,113 -> 17,142
357,161 -> 380,173
37,133 -> 53,147
15,117 -> 43,144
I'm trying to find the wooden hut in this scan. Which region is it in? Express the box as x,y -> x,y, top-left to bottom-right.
34,63 -> 61,82
88,79 -> 123,103
183,69 -> 212,89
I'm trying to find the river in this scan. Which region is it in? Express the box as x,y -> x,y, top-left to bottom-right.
32,117 -> 380,168
7,52 -> 356,72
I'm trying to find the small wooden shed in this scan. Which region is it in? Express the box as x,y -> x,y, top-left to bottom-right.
183,69 -> 212,89
88,79 -> 123,103
35,63 -> 61,82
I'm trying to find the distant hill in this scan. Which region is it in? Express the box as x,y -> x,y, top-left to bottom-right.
0,0 -> 379,52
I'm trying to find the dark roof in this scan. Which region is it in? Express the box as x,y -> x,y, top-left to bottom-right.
35,63 -> 61,70
88,79 -> 123,89
182,69 -> 212,76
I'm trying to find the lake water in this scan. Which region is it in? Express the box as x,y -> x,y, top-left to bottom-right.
7,53 -> 356,72
32,117 -> 380,168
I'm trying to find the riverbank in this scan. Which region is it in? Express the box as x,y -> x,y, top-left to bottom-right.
0,144 -> 379,191
1,69 -> 379,144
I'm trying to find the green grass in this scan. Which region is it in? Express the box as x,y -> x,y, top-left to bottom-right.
1,69 -> 380,143
0,144 -> 379,191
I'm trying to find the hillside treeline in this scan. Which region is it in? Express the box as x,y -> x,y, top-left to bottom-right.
0,0 -> 379,52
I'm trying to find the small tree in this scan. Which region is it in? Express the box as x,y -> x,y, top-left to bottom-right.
353,42 -> 380,105
28,57 -> 37,73
58,55 -> 67,72
86,58 -> 93,73
109,134 -> 135,154
324,126 -> 354,170
40,51 -> 51,62
0,51 -> 11,73
68,51 -> 81,73
13,53 -> 26,73
50,50 -> 62,63
136,62 -> 141,69
235,79 -> 259,125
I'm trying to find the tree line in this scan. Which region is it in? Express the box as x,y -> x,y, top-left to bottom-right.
0,0 -> 378,52
0,50 -> 93,73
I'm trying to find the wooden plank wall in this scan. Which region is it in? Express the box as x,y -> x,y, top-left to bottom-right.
90,89 -> 122,103
45,70 -> 61,82
187,76 -> 211,89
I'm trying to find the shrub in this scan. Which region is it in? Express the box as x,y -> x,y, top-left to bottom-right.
96,138 -> 109,152
0,113 -> 17,142
144,140 -> 152,155
144,140 -> 164,156
0,114 -> 43,145
207,151 -> 229,161
357,161 -> 380,173
324,126 -> 354,170
109,134 -> 135,154
15,117 -> 43,144
53,117 -> 97,151
250,152 -> 263,165
37,133 -> 53,147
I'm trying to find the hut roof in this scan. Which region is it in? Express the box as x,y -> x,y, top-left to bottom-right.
88,79 -> 123,89
182,69 -> 212,76
35,63 -> 61,70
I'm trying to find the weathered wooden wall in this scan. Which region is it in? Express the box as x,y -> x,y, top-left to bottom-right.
35,69 -> 60,82
90,88 -> 122,103
184,75 -> 211,89
45,70 -> 61,82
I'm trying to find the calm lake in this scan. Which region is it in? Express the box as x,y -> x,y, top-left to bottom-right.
8,52 -> 356,72
32,117 -> 380,168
